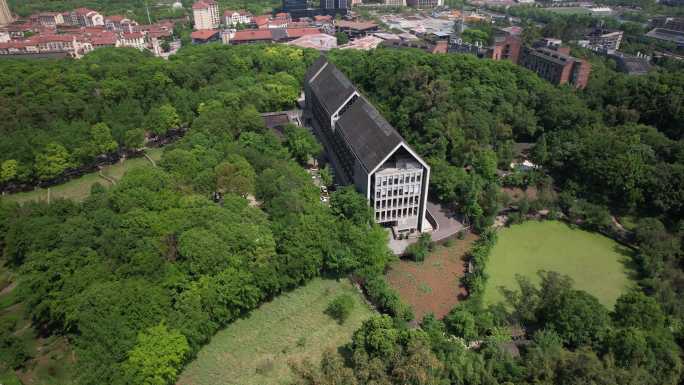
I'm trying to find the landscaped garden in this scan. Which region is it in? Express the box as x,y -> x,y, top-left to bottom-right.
483,220 -> 634,308
176,278 -> 374,385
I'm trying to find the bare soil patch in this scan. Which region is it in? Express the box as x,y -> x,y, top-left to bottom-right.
386,233 -> 477,320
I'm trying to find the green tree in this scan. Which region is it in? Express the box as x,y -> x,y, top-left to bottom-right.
326,294 -> 355,324
145,104 -> 180,136
0,159 -> 19,183
91,122 -> 119,154
124,128 -> 146,150
214,154 -> 256,197
35,143 -> 71,180
122,322 -> 190,385
284,124 -> 322,165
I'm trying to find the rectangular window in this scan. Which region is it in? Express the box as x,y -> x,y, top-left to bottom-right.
394,177 -> 399,185
376,212 -> 380,220
376,191 -> 380,198
403,208 -> 408,216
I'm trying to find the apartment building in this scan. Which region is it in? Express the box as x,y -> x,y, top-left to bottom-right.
304,57 -> 430,235
192,0 -> 220,30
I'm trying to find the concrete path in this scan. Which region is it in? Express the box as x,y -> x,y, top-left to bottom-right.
388,201 -> 466,255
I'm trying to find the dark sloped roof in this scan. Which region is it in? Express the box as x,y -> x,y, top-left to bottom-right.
306,57 -> 357,115
335,97 -> 404,172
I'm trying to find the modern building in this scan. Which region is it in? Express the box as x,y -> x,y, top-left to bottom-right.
519,46 -> 591,89
585,28 -> 623,51
192,0 -> 220,30
304,57 -> 431,235
320,0 -> 351,15
0,0 -> 13,26
283,0 -> 310,17
406,0 -> 443,7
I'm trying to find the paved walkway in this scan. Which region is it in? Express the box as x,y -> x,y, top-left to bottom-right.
388,201 -> 466,255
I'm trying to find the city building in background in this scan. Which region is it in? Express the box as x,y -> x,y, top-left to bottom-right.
519,44 -> 591,89
304,57 -> 431,235
0,0 -> 12,26
585,28 -> 623,51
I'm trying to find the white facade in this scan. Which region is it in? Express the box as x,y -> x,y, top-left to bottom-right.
193,1 -> 220,30
224,11 -> 252,26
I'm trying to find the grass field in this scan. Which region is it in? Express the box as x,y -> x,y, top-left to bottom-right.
176,278 -> 375,385
484,221 -> 634,309
545,7 -> 592,14
386,234 -> 477,320
1,148 -> 162,204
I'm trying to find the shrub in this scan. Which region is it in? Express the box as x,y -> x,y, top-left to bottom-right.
363,275 -> 414,322
405,233 -> 433,262
326,294 -> 355,324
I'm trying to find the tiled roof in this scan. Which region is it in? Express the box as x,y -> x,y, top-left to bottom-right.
286,27 -> 320,38
233,29 -> 272,41
122,32 -> 144,39
335,97 -> 403,172
306,56 -> 356,116
191,29 -> 219,40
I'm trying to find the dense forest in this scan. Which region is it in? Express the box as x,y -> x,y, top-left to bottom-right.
0,43 -> 683,385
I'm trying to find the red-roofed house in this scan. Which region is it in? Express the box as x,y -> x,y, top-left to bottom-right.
192,0 -> 219,30
229,29 -> 273,44
313,15 -> 333,23
191,29 -> 220,44
90,33 -> 118,48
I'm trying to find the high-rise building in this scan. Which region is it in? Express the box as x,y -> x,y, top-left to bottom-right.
0,0 -> 14,26
320,0 -> 350,15
585,28 -> 623,51
305,57 -> 431,235
192,0 -> 220,30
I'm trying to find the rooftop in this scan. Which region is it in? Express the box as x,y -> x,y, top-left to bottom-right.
191,29 -> 219,40
306,56 -> 357,116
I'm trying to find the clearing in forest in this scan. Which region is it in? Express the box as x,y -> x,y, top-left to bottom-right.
1,148 -> 162,204
484,220 -> 634,308
386,234 -> 476,321
177,278 -> 374,385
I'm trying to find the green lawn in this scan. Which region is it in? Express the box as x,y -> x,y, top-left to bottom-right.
1,148 -> 162,204
177,278 -> 375,385
484,221 -> 634,309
